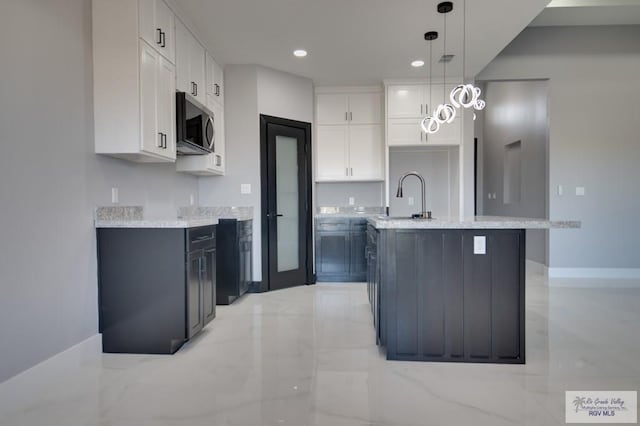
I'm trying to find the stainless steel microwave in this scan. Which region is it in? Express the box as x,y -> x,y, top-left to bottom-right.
176,92 -> 214,155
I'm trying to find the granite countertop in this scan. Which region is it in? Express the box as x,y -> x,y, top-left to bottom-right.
95,206 -> 253,229
315,206 -> 385,218
368,215 -> 581,230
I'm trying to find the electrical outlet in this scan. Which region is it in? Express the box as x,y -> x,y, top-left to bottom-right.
576,186 -> 585,196
111,187 -> 119,204
240,184 -> 251,194
348,197 -> 355,206
474,236 -> 487,255
558,185 -> 564,196
408,196 -> 414,206
189,194 -> 195,206
488,193 -> 492,200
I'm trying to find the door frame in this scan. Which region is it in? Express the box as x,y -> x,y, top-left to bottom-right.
259,114 -> 314,292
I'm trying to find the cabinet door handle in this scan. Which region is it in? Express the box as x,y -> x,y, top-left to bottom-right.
350,167 -> 353,176
420,131 -> 422,142
346,167 -> 349,176
345,112 -> 348,121
156,28 -> 162,45
163,133 -> 168,149
160,30 -> 166,48
424,103 -> 428,115
421,104 -> 423,115
349,112 -> 353,121
195,83 -> 198,97
158,132 -> 163,147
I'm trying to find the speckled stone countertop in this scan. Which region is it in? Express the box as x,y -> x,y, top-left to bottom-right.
95,206 -> 253,228
315,206 -> 385,218
368,215 -> 581,230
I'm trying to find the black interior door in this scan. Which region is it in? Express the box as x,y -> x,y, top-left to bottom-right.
260,115 -> 313,291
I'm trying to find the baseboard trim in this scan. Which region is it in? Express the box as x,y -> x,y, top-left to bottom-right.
526,260 -> 548,276
548,267 -> 640,280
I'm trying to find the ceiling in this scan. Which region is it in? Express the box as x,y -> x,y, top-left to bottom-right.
530,0 -> 640,26
169,0 -> 550,86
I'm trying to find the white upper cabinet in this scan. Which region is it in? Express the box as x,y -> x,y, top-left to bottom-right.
176,19 -> 206,105
315,126 -> 349,180
139,41 -> 176,159
349,93 -> 382,124
316,92 -> 382,125
316,94 -> 349,125
387,85 -> 424,118
348,125 -> 383,180
315,88 -> 384,182
206,53 -> 224,106
386,82 -> 462,146
93,0 -> 176,162
139,0 -> 175,63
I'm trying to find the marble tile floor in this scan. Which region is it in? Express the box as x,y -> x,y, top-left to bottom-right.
0,274 -> 639,426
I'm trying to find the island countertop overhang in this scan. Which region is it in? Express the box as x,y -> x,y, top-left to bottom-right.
368,215 -> 581,230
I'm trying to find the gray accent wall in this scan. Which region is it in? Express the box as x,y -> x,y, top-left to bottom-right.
478,25 -> 640,270
476,80 -> 549,265
198,65 -> 314,281
0,0 -> 199,382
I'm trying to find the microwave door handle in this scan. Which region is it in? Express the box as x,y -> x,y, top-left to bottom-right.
206,116 -> 215,151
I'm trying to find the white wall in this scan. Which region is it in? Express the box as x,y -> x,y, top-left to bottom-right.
477,80 -> 549,265
0,0 -> 199,382
478,25 -> 640,272
198,65 -> 313,281
315,182 -> 384,207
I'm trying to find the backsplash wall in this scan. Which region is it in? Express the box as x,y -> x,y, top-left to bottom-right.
315,182 -> 384,207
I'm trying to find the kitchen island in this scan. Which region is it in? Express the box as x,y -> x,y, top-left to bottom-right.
366,216 -> 580,364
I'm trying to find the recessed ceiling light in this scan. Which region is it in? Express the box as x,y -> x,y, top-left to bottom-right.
411,60 -> 425,68
293,49 -> 307,57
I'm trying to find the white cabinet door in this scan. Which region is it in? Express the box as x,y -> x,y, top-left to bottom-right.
211,102 -> 225,171
348,125 -> 383,180
426,117 -> 461,146
213,60 -> 224,105
205,53 -> 215,97
154,0 -> 175,63
190,36 -> 206,104
139,0 -> 175,63
175,20 -> 190,94
139,42 -> 161,155
316,126 -> 349,181
387,118 -> 425,146
157,55 -> 176,159
348,92 -> 382,125
316,94 -> 349,125
387,85 -> 424,118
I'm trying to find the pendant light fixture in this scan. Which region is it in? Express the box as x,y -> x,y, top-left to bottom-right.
433,1 -> 456,125
421,31 -> 439,134
448,0 -> 486,113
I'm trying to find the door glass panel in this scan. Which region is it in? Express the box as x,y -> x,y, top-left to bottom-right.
275,135 -> 299,272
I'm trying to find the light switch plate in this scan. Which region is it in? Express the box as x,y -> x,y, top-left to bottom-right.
576,186 -> 585,196
558,185 -> 563,196
348,197 -> 355,206
474,236 -> 486,255
111,187 -> 119,204
240,184 -> 251,194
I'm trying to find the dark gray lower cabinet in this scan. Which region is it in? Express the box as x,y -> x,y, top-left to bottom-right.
216,219 -> 252,304
316,218 -> 367,282
97,225 -> 216,354
370,228 -> 525,364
